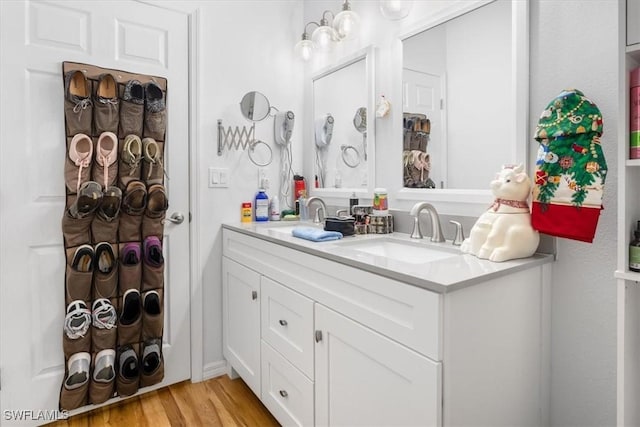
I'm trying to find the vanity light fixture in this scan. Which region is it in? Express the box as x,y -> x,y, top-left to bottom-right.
379,0 -> 413,20
333,0 -> 360,40
295,2 -> 361,61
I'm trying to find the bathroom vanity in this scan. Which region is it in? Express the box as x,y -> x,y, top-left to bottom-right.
222,222 -> 553,426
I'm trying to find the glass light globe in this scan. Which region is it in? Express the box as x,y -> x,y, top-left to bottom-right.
311,25 -> 337,51
294,39 -> 314,61
333,9 -> 360,40
379,0 -> 413,20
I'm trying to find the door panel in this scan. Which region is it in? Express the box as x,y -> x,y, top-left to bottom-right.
315,305 -> 442,427
403,68 -> 446,188
0,1 -> 191,422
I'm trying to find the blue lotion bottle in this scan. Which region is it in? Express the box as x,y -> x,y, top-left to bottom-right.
255,188 -> 269,222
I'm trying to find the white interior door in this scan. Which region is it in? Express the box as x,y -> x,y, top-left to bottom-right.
403,68 -> 446,188
0,1 -> 191,423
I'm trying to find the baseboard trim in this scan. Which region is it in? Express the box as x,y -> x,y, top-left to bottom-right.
202,360 -> 228,381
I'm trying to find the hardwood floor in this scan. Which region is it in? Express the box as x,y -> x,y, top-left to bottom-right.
47,376 -> 280,427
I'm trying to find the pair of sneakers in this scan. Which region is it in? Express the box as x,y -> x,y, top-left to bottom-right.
117,339 -> 163,384
70,242 -> 115,274
120,134 -> 164,188
65,131 -> 118,193
64,298 -> 117,340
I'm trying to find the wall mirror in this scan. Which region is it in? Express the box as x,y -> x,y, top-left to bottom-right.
398,0 -> 528,196
310,46 -> 376,198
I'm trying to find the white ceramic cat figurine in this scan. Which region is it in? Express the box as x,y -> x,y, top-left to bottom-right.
460,164 -> 540,262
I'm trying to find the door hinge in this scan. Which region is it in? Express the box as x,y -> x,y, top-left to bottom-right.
252,291 -> 258,300
440,98 -> 444,110
315,330 -> 323,342
189,212 -> 192,223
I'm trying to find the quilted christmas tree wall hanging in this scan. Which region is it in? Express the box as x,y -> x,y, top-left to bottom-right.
531,89 -> 607,243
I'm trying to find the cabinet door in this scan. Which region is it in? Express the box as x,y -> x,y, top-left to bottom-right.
222,257 -> 261,396
315,305 -> 442,427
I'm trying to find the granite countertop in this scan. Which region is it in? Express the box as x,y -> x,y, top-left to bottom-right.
222,221 -> 554,293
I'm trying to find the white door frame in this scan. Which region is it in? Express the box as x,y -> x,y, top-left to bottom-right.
140,1 -> 204,383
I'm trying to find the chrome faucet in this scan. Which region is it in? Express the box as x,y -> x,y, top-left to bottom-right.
306,196 -> 327,224
409,202 -> 445,242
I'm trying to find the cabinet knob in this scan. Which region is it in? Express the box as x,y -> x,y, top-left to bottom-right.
251,291 -> 258,300
279,390 -> 288,398
315,330 -> 323,342
279,319 -> 288,326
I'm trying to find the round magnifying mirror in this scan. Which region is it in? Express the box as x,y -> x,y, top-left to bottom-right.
353,107 -> 367,134
240,91 -> 271,121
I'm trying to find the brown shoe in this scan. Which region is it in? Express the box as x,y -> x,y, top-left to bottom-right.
64,70 -> 92,136
93,74 -> 120,134
69,181 -> 102,219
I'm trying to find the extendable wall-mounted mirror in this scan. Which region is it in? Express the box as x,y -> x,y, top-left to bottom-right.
240,91 -> 271,121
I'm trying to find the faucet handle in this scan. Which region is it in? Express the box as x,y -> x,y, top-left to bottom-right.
449,220 -> 465,246
336,209 -> 348,217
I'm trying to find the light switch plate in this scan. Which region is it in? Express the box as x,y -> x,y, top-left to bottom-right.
209,167 -> 229,188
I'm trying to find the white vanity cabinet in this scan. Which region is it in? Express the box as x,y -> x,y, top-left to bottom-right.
222,227 -> 550,426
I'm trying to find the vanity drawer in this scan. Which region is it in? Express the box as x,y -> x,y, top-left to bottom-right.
261,340 -> 314,427
261,276 -> 314,378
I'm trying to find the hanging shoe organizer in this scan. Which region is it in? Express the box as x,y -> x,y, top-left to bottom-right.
403,112 -> 435,188
59,61 -> 168,411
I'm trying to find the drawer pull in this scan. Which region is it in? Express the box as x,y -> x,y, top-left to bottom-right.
315,330 -> 323,342
251,291 -> 258,300
279,319 -> 288,326
279,390 -> 288,398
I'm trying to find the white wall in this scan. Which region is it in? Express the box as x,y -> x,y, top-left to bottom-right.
530,1 -> 618,425
159,0 -> 305,376
302,0 -> 619,425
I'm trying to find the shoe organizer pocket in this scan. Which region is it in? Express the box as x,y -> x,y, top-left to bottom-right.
119,100 -> 144,139
118,211 -> 143,243
94,101 -> 120,135
142,216 -> 165,240
140,340 -> 164,388
65,265 -> 92,306
63,330 -> 91,358
94,263 -> 119,300
92,325 -> 117,354
59,360 -> 90,411
117,294 -> 142,346
142,261 -> 164,293
62,210 -> 93,248
118,252 -> 141,295
91,215 -> 119,244
64,99 -> 93,137
143,110 -> 166,142
116,343 -> 140,397
89,374 -> 115,405
142,289 -> 164,341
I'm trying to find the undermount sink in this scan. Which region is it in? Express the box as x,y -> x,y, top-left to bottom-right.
336,237 -> 459,264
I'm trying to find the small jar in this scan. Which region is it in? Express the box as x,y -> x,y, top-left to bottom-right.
372,188 -> 388,216
241,202 -> 252,223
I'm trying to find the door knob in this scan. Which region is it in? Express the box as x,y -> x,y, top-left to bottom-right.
164,212 -> 185,225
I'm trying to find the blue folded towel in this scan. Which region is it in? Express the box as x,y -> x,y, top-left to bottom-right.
291,227 -> 343,242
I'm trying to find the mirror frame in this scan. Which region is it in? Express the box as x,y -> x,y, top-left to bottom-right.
308,45 -> 377,199
393,0 -> 529,209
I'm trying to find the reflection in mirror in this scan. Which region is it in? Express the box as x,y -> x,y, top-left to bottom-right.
313,57 -> 367,189
353,107 -> 367,161
240,91 -> 271,121
402,0 -> 515,190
